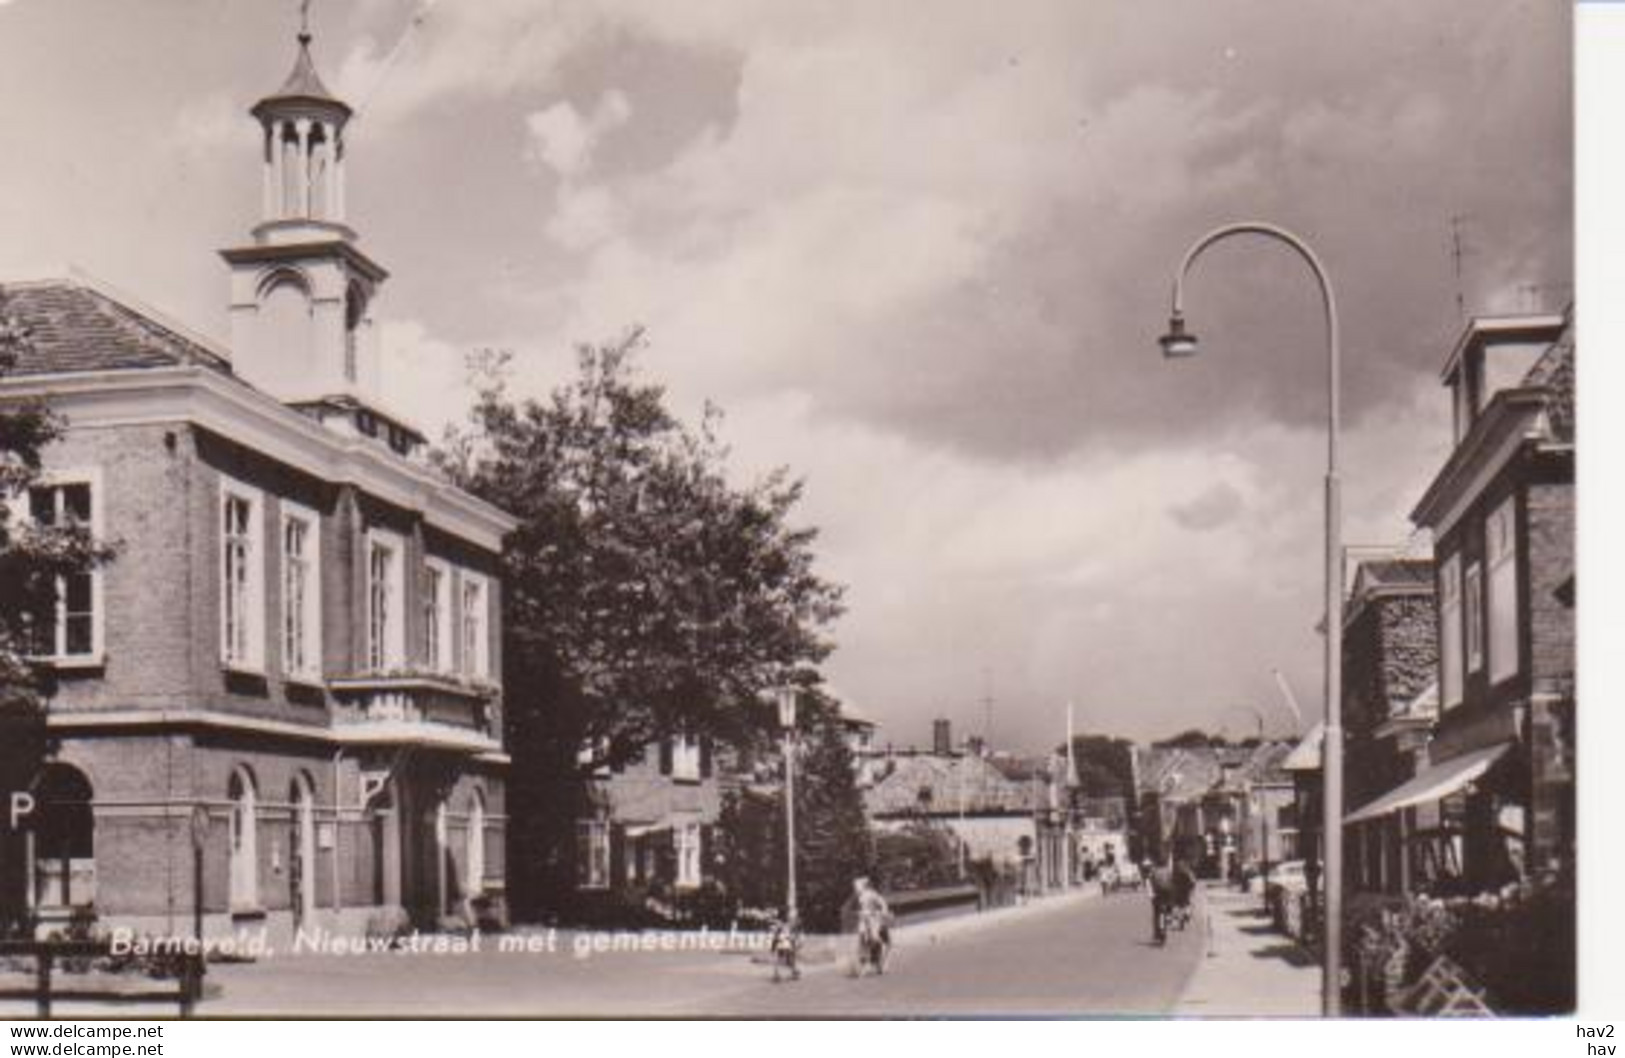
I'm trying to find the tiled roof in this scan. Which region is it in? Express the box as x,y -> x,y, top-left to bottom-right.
864,752 -> 1042,816
0,279 -> 231,378
1522,313 -> 1574,443
1139,740 -> 1296,799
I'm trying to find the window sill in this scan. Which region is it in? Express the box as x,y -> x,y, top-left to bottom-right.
283,673 -> 326,691
223,662 -> 267,679
230,907 -> 267,921
32,654 -> 106,672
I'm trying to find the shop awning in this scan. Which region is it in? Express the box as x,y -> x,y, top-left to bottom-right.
1344,742 -> 1511,824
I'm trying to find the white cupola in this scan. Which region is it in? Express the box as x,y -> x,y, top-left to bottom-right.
219,18 -> 395,426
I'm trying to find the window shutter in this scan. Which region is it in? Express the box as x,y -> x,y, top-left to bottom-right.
700,824 -> 714,883
699,737 -> 713,779
609,823 -> 627,890
659,738 -> 673,776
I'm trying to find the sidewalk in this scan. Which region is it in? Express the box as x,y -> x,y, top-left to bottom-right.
1174,885 -> 1321,1017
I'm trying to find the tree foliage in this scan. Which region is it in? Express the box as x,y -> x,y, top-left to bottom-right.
0,296 -> 113,787
436,331 -> 845,916
793,716 -> 873,931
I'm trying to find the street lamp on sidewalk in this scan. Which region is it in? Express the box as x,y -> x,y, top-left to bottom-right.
778,686 -> 799,922
1157,221 -> 1345,1016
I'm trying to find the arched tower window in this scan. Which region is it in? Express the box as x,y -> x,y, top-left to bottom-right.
32,764 -> 95,910
259,270 -> 313,364
228,767 -> 260,912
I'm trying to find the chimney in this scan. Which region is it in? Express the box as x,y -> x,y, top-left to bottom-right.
933,719 -> 952,756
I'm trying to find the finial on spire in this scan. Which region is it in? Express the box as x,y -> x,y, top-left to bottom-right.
299,0 -> 313,46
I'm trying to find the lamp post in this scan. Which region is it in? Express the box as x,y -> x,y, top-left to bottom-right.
1157,221 -> 1344,1016
778,687 -> 799,921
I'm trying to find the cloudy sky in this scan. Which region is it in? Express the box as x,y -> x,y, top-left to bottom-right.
0,0 -> 1570,752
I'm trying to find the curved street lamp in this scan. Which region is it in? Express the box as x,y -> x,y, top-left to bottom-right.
1158,221 -> 1345,1016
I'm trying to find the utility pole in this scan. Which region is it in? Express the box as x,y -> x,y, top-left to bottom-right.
1449,214 -> 1473,321
778,688 -> 799,921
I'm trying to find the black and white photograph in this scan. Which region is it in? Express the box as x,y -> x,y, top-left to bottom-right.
0,0 -> 1597,1026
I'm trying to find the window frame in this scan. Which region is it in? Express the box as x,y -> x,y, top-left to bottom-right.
459,572 -> 490,682
670,734 -> 702,783
365,529 -> 407,674
15,468 -> 106,666
1439,554 -> 1464,709
1485,496 -> 1520,684
280,500 -> 323,683
577,819 -> 610,891
220,477 -> 266,674
675,820 -> 702,890
424,557 -> 453,675
1464,560 -> 1485,675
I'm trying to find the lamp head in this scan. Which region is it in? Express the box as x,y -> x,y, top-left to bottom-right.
1158,313 -> 1199,359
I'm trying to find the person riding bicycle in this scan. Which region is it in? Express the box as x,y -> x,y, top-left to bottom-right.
1149,859 -> 1177,944
1171,858 -> 1197,922
852,876 -> 893,972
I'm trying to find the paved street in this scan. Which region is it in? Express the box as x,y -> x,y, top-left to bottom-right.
694,888 -> 1205,1016
196,888 -> 1206,1017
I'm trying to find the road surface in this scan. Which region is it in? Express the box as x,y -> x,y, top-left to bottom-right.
690,888 -> 1206,1016
188,888 -> 1204,1017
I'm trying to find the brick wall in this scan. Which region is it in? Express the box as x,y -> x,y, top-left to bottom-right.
1525,481 -> 1575,684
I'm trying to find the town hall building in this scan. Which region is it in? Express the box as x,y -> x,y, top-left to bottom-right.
0,27 -> 516,942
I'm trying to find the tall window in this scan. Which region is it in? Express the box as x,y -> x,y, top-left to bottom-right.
1440,555 -> 1463,709
1464,562 -> 1484,674
424,560 -> 452,673
675,821 -> 702,890
221,481 -> 264,670
670,734 -> 702,782
281,504 -> 321,680
1486,497 -> 1520,683
25,477 -> 100,660
577,820 -> 609,890
460,574 -> 488,681
366,532 -> 404,672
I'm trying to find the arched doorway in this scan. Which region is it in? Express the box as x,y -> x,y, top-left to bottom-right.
228,767 -> 260,913
289,774 -> 316,926
33,764 -> 95,911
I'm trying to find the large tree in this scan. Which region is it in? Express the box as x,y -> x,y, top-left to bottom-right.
438,331 -> 844,917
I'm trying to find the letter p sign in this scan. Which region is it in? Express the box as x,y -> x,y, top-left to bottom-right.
9,791 -> 35,831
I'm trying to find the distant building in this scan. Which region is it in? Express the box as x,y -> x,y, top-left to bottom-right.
1339,551 -> 1440,894
1136,740 -> 1298,877
572,735 -> 723,904
860,723 -> 1072,893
